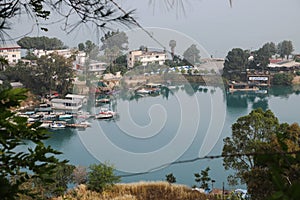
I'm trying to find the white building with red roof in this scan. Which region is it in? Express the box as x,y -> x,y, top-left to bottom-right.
0,45 -> 21,64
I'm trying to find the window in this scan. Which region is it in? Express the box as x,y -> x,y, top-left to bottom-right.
12,55 -> 16,57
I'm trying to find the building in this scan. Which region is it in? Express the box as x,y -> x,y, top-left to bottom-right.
74,60 -> 108,75
127,49 -> 167,68
0,45 -> 21,64
33,49 -> 76,59
88,61 -> 108,74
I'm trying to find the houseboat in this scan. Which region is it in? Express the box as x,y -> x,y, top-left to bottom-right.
65,94 -> 87,104
228,82 -> 260,93
51,98 -> 82,112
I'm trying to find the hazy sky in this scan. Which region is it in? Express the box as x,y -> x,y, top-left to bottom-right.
8,0 -> 300,58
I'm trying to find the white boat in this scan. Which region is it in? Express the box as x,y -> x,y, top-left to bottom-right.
27,118 -> 38,123
76,111 -> 92,119
51,122 -> 66,129
58,114 -> 73,120
42,114 -> 57,120
136,88 -> 151,94
79,121 -> 92,127
95,113 -> 113,119
100,108 -> 117,116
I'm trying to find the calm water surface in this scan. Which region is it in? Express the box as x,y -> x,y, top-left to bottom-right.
44,85 -> 300,189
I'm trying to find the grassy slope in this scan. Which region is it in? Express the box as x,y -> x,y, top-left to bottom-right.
52,181 -> 219,200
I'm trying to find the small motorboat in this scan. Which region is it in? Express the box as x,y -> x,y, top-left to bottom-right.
58,114 -> 73,120
95,113 -> 113,119
51,122 -> 66,129
79,121 -> 92,127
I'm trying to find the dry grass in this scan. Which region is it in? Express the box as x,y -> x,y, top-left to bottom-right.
52,181 -> 218,200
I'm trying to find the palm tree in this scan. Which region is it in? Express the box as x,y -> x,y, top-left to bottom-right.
169,40 -> 176,60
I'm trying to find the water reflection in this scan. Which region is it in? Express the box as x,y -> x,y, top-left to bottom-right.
226,86 -> 300,111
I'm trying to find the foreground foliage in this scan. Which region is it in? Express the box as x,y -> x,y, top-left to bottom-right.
222,108 -> 300,200
0,88 -> 68,199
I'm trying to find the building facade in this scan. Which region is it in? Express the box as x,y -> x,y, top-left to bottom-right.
0,45 -> 21,64
127,50 -> 167,68
33,49 -> 76,59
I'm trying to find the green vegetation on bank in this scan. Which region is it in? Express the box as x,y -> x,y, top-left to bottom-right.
222,40 -> 296,83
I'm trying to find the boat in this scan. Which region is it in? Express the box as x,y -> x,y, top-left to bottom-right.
100,108 -> 117,116
42,114 -> 57,120
136,88 -> 151,94
95,112 -> 113,119
136,83 -> 161,95
65,123 -> 88,129
79,121 -> 92,127
40,122 -> 51,128
58,114 -> 73,120
51,122 -> 66,129
95,98 -> 110,104
76,112 -> 92,119
35,104 -> 52,112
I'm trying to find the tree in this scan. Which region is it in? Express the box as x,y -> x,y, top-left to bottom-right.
277,40 -> 294,59
262,42 -> 277,56
72,166 -> 88,185
77,40 -> 100,60
223,109 -> 279,184
0,56 -> 9,71
17,36 -> 66,50
100,31 -> 129,65
183,44 -> 200,65
222,108 -> 300,200
31,163 -> 75,198
194,167 -> 211,189
87,163 -> 120,193
78,43 -> 85,51
249,47 -> 270,70
0,88 -> 68,200
0,1 -> 135,39
272,73 -> 294,86
169,40 -> 177,60
222,48 -> 249,81
165,173 -> 176,184
100,31 -> 129,52
4,53 -> 74,96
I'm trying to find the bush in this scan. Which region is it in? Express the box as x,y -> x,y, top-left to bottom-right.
272,73 -> 294,85
87,163 -> 120,193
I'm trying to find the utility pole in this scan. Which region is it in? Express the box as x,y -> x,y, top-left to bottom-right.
222,182 -> 225,200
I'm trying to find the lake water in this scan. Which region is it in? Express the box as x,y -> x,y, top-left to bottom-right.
44,85 -> 300,190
